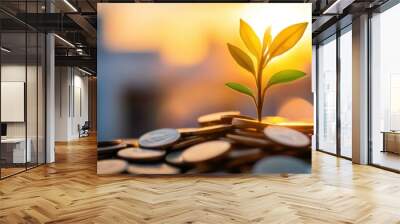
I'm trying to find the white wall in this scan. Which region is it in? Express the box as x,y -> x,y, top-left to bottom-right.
1,65 -> 35,137
55,66 -> 69,141
55,67 -> 89,141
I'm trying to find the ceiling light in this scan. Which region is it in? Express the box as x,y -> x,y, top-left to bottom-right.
1,47 -> 11,53
78,67 -> 93,76
63,0 -> 78,12
54,34 -> 75,48
323,0 -> 355,15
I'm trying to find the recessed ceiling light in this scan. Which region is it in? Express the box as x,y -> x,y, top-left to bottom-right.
1,47 -> 11,53
78,67 -> 93,76
63,0 -> 78,12
323,0 -> 354,15
54,34 -> 75,48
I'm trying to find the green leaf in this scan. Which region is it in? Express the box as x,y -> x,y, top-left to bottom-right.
240,19 -> 262,58
227,43 -> 255,75
225,82 -> 254,98
267,70 -> 306,88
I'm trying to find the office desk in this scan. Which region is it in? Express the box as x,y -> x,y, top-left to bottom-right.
382,131 -> 400,154
1,138 -> 31,163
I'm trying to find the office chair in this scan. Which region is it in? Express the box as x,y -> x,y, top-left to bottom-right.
78,121 -> 90,138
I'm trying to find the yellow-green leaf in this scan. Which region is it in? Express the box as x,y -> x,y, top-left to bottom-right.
225,82 -> 254,98
269,22 -> 308,58
262,26 -> 272,53
227,43 -> 255,75
267,70 -> 306,88
240,19 -> 262,58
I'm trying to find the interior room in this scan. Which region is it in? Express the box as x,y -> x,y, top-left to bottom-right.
0,0 -> 399,223
0,8 -> 46,178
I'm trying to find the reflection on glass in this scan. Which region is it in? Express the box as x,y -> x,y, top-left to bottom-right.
340,29 -> 352,158
371,4 -> 400,171
317,37 -> 337,154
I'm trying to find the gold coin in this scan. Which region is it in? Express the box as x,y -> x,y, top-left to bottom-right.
220,114 -> 254,123
269,122 -> 314,135
232,118 -> 269,130
233,129 -> 266,139
197,111 -> 240,125
262,116 -> 288,124
226,134 -> 273,147
97,159 -> 128,175
123,138 -> 139,147
264,126 -> 310,148
117,147 -> 165,162
182,140 -> 231,164
177,124 -> 232,136
127,163 -> 180,175
170,136 -> 209,151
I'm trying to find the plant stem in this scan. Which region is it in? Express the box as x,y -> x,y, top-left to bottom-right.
256,56 -> 264,122
260,56 -> 271,116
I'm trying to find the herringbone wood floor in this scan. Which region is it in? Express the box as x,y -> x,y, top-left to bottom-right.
1,135 -> 400,224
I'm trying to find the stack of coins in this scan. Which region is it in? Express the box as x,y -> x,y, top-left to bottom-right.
97,111 -> 312,175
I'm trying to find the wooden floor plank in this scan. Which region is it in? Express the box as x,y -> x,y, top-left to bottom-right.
0,135 -> 400,223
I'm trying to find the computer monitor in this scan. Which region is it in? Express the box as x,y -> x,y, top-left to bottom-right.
1,123 -> 7,137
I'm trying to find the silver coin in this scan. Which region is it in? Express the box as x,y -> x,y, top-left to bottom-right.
252,156 -> 310,174
139,128 -> 181,149
263,126 -> 310,148
165,150 -> 185,166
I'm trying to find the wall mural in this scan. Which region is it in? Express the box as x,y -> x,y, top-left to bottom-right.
97,3 -> 313,175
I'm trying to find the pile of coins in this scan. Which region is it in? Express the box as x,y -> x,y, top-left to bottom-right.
97,111 -> 312,175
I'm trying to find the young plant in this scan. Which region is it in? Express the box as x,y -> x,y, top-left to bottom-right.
226,19 -> 308,122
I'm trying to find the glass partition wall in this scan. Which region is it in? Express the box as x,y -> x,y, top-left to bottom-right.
0,2 -> 46,179
316,26 -> 353,159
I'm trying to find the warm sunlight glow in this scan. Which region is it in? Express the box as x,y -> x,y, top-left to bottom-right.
98,3 -> 311,67
277,97 -> 314,122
